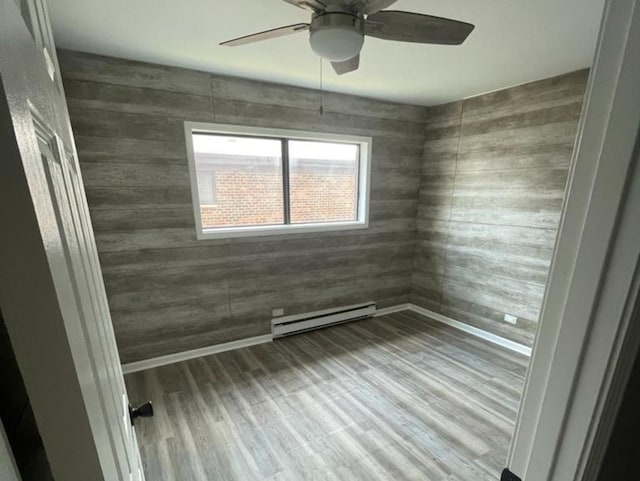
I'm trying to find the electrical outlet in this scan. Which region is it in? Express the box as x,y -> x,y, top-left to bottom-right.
272,308 -> 284,317
504,314 -> 518,325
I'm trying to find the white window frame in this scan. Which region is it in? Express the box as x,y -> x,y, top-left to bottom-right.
184,121 -> 372,240
196,169 -> 217,206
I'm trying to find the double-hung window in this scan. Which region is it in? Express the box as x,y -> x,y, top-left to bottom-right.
185,122 -> 371,239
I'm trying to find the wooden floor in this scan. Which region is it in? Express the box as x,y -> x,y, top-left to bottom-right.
125,311 -> 528,481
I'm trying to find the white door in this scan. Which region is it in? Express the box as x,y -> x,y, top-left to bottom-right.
0,1 -> 145,480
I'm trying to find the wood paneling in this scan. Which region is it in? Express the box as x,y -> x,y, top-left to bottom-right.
125,311 -> 528,481
61,48 -> 588,358
59,50 -> 425,363
412,70 -> 589,346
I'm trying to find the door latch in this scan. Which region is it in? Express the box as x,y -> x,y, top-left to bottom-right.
129,401 -> 153,426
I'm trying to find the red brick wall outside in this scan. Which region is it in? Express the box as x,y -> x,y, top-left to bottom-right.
198,163 -> 357,229
201,171 -> 284,227
289,172 -> 357,224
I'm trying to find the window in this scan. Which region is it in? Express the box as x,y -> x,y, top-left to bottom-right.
185,122 -> 371,239
196,170 -> 217,205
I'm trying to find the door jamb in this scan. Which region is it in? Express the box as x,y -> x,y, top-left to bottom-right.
507,1 -> 640,480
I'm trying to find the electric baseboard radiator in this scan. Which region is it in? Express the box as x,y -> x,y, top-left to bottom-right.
272,302 -> 377,338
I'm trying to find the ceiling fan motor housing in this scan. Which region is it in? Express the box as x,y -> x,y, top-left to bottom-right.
309,12 -> 365,62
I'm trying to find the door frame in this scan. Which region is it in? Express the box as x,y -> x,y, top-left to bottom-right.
507,0 -> 640,480
0,1 -> 141,480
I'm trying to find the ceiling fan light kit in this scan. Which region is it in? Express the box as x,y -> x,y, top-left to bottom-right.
221,0 -> 474,75
309,12 -> 364,62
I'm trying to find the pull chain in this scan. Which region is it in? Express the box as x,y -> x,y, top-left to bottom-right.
319,58 -> 324,116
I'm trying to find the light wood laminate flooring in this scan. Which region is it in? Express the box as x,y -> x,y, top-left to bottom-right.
125,311 -> 528,480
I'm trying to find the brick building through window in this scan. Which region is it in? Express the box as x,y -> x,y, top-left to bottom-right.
186,124 -> 371,239
193,133 -> 363,228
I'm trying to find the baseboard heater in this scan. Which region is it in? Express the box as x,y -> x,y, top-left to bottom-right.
272,302 -> 376,338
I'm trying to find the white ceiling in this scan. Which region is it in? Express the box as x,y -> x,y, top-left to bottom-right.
49,0 -> 605,106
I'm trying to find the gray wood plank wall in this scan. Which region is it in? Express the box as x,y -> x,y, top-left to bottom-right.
59,48 -> 588,361
58,50 -> 427,363
411,70 -> 589,347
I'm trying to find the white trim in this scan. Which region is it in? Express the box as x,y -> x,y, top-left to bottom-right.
121,334 -> 273,374
508,1 -> 640,480
374,303 -> 411,317
407,304 -> 532,357
374,303 -> 532,356
198,220 -> 369,240
122,303 -> 530,374
186,122 -> 373,145
183,121 -> 372,240
271,301 -> 375,326
272,303 -> 376,337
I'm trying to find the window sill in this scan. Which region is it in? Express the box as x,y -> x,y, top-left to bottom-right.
196,220 -> 369,240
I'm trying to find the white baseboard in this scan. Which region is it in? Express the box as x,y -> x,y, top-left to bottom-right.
121,334 -> 273,374
374,303 -> 411,317
123,303 -> 531,373
406,304 -> 532,357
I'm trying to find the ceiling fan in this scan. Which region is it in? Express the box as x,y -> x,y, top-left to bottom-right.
220,0 -> 475,75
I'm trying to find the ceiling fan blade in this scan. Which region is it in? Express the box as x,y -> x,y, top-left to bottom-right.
281,0 -> 326,13
350,0 -> 397,15
331,55 -> 360,75
220,23 -> 310,47
366,11 -> 474,45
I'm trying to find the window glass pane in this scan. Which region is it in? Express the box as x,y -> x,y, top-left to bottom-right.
197,171 -> 217,205
288,140 -> 359,224
192,134 -> 284,228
